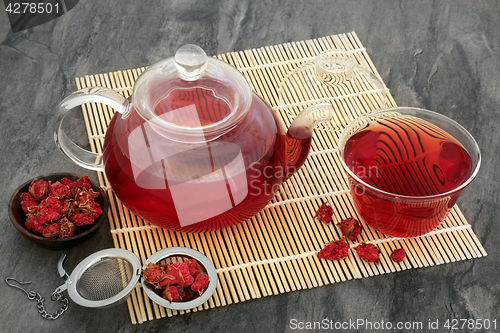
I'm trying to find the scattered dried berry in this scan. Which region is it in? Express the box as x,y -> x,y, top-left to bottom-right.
314,202 -> 334,224
317,236 -> 350,261
336,217 -> 362,242
20,176 -> 102,238
355,243 -> 380,264
391,248 -> 406,263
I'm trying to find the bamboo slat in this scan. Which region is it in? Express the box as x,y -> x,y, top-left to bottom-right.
76,32 -> 487,324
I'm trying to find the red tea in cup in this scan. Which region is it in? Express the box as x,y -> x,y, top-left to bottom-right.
339,108 -> 480,238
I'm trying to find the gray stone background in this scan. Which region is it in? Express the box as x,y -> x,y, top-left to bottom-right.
0,1 -> 498,332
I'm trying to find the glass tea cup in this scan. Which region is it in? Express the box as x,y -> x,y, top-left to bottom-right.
337,107 -> 480,238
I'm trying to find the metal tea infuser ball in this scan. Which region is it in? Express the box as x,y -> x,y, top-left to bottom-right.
6,247 -> 217,319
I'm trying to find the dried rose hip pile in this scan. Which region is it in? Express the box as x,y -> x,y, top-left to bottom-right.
20,176 -> 103,238
143,259 -> 210,302
314,202 -> 406,264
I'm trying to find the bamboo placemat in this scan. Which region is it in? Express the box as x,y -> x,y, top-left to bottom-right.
76,32 -> 487,324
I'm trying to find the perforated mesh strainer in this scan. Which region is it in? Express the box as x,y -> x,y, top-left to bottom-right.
55,249 -> 141,308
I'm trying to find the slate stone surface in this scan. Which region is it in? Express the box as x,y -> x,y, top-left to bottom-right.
0,1 -> 498,332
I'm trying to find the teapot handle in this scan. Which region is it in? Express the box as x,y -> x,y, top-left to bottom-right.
54,87 -> 131,171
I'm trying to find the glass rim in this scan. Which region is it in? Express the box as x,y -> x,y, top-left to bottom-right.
316,49 -> 355,74
337,107 -> 482,200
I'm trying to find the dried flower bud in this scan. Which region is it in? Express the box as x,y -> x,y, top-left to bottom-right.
25,215 -> 44,234
61,199 -> 72,215
191,273 -> 210,294
28,179 -> 51,201
162,285 -> 181,302
58,218 -> 76,238
61,177 -> 78,197
180,288 -> 196,301
314,202 -> 334,224
391,248 -> 406,263
355,243 -> 380,264
37,205 -> 62,224
20,192 -> 39,215
159,262 -> 194,288
41,196 -> 63,212
336,217 -> 362,242
70,212 -> 96,226
70,189 -> 102,220
42,222 -> 60,238
186,259 -> 200,278
50,182 -> 71,200
317,236 -> 350,261
143,263 -> 168,285
76,176 -> 92,190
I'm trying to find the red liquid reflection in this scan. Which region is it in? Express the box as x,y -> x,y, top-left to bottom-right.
343,116 -> 473,237
103,90 -> 294,233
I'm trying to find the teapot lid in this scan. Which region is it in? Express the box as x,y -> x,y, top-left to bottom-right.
132,45 -> 252,143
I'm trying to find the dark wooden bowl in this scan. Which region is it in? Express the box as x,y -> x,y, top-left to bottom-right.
8,173 -> 109,250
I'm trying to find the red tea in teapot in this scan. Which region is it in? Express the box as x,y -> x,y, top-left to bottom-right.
103,88 -> 301,232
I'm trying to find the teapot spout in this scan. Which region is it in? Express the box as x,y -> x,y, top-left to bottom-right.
285,103 -> 335,178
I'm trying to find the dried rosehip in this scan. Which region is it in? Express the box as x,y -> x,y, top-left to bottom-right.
20,192 -> 39,215
76,176 -> 92,190
391,248 -> 406,263
143,263 -> 168,285
336,217 -> 362,242
162,285 -> 181,302
191,273 -> 210,294
172,262 -> 195,287
355,243 -> 380,264
61,199 -> 72,215
317,236 -> 350,261
50,182 -> 71,200
25,215 -> 45,234
61,177 -> 78,197
20,192 -> 35,202
36,205 -> 62,224
74,188 -> 98,205
41,196 -> 63,212
58,218 -> 76,238
159,262 -> 194,288
28,179 -> 51,201
68,189 -> 102,227
314,202 -> 334,224
186,259 -> 200,278
70,212 -> 96,226
42,222 -> 60,238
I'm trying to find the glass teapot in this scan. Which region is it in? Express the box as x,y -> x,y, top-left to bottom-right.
54,45 -> 337,233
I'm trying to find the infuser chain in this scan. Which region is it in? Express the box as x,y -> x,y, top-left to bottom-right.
5,277 -> 69,320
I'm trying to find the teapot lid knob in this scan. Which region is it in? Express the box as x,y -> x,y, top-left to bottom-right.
174,44 -> 208,81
